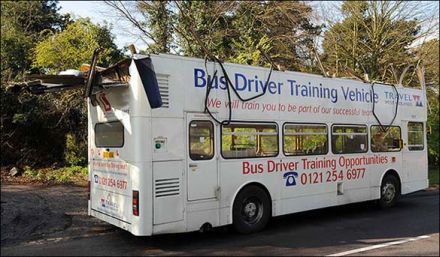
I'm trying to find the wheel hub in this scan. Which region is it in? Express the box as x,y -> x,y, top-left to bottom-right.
241,197 -> 263,224
382,183 -> 396,203
244,202 -> 257,217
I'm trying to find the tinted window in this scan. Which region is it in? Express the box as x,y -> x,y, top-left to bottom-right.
284,124 -> 328,156
332,125 -> 367,154
222,123 -> 278,159
371,126 -> 401,152
408,122 -> 424,151
95,121 -> 124,147
189,121 -> 214,160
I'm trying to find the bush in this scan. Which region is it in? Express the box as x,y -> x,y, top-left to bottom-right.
20,166 -> 88,185
64,133 -> 87,166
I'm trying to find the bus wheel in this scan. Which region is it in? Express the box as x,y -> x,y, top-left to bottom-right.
233,185 -> 271,234
378,175 -> 400,209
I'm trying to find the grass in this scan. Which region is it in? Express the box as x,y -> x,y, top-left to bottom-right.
428,166 -> 439,187
21,166 -> 88,185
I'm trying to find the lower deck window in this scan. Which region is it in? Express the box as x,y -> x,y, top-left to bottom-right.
95,121 -> 124,147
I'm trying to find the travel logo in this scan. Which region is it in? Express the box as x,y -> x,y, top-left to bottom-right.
413,95 -> 423,107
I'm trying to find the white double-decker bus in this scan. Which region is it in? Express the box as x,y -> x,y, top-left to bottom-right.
87,53 -> 428,235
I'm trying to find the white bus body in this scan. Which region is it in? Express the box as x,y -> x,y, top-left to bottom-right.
88,54 -> 428,235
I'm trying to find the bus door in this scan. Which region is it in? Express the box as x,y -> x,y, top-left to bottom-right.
402,121 -> 427,181
186,113 -> 218,201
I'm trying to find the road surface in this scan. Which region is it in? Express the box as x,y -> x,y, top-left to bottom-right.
1,184 -> 438,256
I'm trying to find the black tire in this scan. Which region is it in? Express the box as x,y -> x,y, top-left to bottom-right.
378,175 -> 400,209
232,185 -> 271,234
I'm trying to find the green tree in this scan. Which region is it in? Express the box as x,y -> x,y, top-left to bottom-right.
104,1 -> 176,54
106,1 -> 321,72
174,1 -> 235,58
1,2 -> 122,168
137,1 -> 175,53
1,1 -> 71,167
1,1 -> 70,81
175,1 -> 321,71
321,1 -> 423,81
416,39 -> 439,165
28,18 -> 123,167
229,1 -> 321,72
33,18 -> 122,73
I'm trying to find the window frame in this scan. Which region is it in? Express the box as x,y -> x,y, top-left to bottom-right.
370,125 -> 402,153
220,121 -> 279,160
407,122 -> 424,151
282,122 -> 329,156
188,120 -> 215,161
94,120 -> 124,148
331,124 -> 368,154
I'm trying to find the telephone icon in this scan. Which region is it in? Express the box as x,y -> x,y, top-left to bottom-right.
283,171 -> 298,186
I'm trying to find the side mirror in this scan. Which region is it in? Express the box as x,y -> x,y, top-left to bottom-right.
427,125 -> 432,135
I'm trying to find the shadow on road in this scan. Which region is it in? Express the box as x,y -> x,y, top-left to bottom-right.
111,191 -> 439,255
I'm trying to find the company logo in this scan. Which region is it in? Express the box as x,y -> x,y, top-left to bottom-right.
283,171 -> 299,186
94,174 -> 99,183
99,193 -> 118,211
413,95 -> 423,107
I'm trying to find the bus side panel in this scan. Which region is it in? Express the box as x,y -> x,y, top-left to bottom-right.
153,160 -> 184,225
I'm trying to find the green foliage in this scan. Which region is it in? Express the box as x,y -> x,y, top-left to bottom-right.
64,133 -> 87,166
230,1 -> 321,72
173,1 -> 321,71
1,2 -> 121,168
1,1 -> 70,81
322,1 -> 420,80
1,88 -> 68,166
22,166 -> 88,184
33,18 -> 122,73
321,1 -> 439,165
175,1 -> 234,58
428,167 -> 439,186
415,40 -> 439,166
427,102 -> 439,166
137,1 -> 175,53
23,165 -> 38,177
230,35 -> 272,66
0,27 -> 34,81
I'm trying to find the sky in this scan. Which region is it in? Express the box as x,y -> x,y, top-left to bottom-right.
59,1 -> 147,51
59,1 -> 439,52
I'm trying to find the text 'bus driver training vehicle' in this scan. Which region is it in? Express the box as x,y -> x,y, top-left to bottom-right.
15,47 -> 428,235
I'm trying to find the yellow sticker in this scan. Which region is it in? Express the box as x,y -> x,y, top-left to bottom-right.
103,151 -> 114,158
